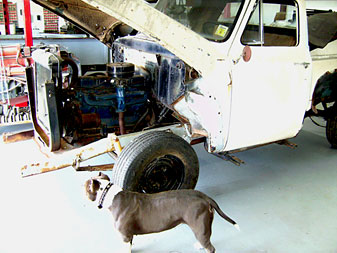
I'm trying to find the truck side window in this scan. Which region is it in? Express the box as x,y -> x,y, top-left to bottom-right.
241,0 -> 298,46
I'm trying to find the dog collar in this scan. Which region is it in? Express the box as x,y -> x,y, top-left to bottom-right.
98,182 -> 113,209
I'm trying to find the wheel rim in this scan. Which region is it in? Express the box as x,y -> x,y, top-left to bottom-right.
138,154 -> 185,193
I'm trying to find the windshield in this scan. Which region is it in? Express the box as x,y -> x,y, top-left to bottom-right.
155,0 -> 245,42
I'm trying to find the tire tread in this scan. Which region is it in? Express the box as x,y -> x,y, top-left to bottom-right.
112,131 -> 199,191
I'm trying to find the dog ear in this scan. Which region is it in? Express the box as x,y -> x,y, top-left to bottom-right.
90,179 -> 95,193
91,179 -> 101,192
85,179 -> 101,201
96,172 -> 110,181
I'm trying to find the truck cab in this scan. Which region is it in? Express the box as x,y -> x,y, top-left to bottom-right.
23,0 -> 337,192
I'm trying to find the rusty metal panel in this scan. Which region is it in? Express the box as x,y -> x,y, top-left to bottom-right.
21,133 -> 119,177
79,0 -> 220,76
31,0 -> 124,46
2,130 -> 34,143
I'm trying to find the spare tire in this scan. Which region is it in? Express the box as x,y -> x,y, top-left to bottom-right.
112,131 -> 199,193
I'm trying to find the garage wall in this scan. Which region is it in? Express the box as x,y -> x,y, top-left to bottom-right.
306,0 -> 337,11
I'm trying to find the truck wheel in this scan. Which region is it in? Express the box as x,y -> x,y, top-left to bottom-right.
326,116 -> 337,149
112,131 -> 199,193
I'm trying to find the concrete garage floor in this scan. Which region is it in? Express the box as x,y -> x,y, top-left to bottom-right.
0,118 -> 336,253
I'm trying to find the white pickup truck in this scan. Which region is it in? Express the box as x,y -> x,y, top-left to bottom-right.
23,0 -> 336,193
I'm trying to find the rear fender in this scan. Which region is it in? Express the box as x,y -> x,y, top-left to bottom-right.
311,69 -> 337,118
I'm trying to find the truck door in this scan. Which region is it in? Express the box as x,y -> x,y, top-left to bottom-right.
226,0 -> 312,150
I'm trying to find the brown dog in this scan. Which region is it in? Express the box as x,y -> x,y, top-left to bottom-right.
85,173 -> 239,253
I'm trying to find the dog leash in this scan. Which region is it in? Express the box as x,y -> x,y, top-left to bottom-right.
98,182 -> 113,209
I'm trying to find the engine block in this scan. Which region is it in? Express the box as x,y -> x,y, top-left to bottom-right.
62,62 -> 150,140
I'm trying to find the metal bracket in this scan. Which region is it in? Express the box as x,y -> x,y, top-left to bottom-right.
75,163 -> 115,172
21,124 -> 187,177
72,154 -> 82,170
212,152 -> 245,166
277,139 -> 298,149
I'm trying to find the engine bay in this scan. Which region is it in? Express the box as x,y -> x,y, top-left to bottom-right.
62,62 -> 150,141
29,43 -> 182,150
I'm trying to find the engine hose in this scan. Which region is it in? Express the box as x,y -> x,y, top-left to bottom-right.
61,57 -> 79,88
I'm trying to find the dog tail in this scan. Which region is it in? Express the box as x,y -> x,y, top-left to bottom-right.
208,197 -> 240,231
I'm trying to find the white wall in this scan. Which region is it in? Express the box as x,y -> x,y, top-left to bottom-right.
9,0 -> 66,34
0,23 -> 15,35
306,0 -> 337,11
10,0 -> 44,32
